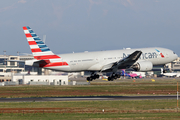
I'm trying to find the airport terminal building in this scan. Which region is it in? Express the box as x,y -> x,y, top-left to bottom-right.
0,55 -> 33,73
169,57 -> 180,70
0,55 -> 43,74
0,55 -> 69,85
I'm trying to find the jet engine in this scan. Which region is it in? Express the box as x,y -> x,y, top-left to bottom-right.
132,61 -> 153,71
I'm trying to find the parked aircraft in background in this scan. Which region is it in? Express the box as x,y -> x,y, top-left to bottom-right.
161,68 -> 180,77
131,71 -> 146,78
22,26 -> 178,81
121,70 -> 142,78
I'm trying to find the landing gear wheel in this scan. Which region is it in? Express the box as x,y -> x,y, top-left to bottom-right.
163,69 -> 167,73
88,73 -> 100,81
87,77 -> 92,81
108,77 -> 113,81
163,65 -> 167,73
95,74 -> 100,79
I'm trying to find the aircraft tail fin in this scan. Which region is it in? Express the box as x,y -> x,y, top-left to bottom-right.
121,70 -> 125,75
23,26 -> 60,60
121,69 -> 130,77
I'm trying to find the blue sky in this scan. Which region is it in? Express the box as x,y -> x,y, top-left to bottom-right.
0,0 -> 180,56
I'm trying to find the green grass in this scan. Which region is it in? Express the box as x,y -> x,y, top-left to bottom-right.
0,100 -> 179,119
0,100 -> 179,110
0,78 -> 179,119
0,113 -> 180,120
0,78 -> 179,98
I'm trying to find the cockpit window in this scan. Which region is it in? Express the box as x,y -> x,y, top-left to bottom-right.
173,52 -> 176,54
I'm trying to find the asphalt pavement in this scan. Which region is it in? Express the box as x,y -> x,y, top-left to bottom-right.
0,95 -> 179,102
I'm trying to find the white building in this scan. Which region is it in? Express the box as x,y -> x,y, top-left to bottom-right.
12,75 -> 68,85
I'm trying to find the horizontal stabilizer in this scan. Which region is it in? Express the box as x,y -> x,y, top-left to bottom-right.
6,60 -> 25,62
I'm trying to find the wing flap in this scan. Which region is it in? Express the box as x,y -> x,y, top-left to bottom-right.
101,63 -> 114,71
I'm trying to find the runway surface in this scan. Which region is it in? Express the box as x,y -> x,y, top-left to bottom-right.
0,95 -> 179,102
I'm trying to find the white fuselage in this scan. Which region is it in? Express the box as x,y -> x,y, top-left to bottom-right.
43,47 -> 178,72
162,73 -> 177,77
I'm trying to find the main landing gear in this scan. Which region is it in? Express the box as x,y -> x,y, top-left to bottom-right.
108,73 -> 120,81
87,73 -> 100,81
86,72 -> 121,81
163,65 -> 167,73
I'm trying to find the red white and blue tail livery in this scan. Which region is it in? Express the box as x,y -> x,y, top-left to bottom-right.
23,26 -> 69,70
22,26 -> 178,81
23,26 -> 60,60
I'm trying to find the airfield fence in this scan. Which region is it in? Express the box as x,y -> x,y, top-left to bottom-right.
68,81 -> 90,85
4,81 -> 19,86
28,81 -> 50,85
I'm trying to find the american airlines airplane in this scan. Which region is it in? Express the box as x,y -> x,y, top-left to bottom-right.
23,26 -> 178,81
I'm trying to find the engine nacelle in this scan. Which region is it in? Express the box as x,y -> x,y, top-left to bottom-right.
132,61 -> 153,71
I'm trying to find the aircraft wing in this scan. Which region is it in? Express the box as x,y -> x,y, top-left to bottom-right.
101,51 -> 142,72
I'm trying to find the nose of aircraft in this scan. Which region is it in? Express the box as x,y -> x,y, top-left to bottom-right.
172,51 -> 178,60
175,53 -> 178,59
